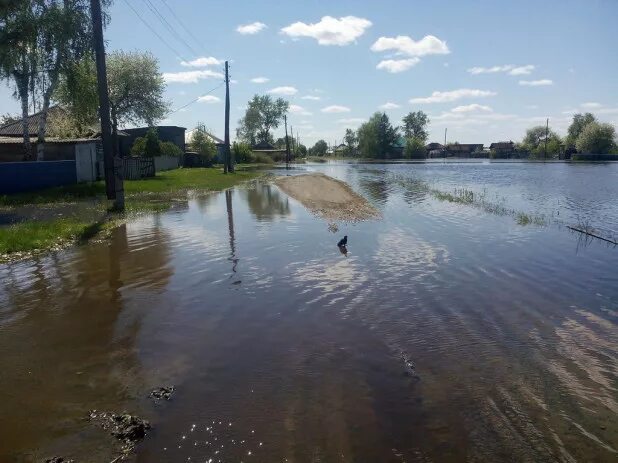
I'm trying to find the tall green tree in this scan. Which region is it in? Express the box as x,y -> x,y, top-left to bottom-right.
521,125 -> 562,158
0,0 -> 102,160
190,123 -> 217,162
237,94 -> 289,145
55,51 -> 169,149
311,139 -> 328,156
358,112 -> 399,159
566,112 -> 596,148
575,122 -> 616,154
402,111 -> 430,141
344,128 -> 358,155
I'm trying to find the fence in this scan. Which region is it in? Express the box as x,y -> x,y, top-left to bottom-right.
123,157 -> 155,180
154,155 -> 181,172
0,160 -> 76,194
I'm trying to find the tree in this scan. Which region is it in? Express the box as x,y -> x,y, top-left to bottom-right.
236,94 -> 289,145
0,113 -> 20,126
404,137 -> 427,159
575,122 -> 616,154
0,1 -> 101,160
190,123 -> 217,162
402,111 -> 430,141
344,128 -> 358,155
312,140 -> 328,156
521,125 -> 562,158
144,128 -> 161,157
358,112 -> 399,158
566,112 -> 596,148
55,51 -> 169,151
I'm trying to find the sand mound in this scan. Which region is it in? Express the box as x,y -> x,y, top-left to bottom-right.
275,173 -> 380,222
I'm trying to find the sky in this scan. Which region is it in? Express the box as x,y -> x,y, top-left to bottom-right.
1,0 -> 617,146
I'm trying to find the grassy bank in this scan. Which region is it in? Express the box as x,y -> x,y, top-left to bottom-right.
0,167 -> 265,261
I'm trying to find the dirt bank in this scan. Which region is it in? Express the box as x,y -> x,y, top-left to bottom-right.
275,173 -> 380,222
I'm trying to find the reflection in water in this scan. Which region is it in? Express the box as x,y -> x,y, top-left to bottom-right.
241,182 -> 291,221
1,163 -> 618,462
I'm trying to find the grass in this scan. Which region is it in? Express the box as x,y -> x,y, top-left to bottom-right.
0,167 -> 265,260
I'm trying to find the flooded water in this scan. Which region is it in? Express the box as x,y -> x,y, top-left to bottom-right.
1,161 -> 617,462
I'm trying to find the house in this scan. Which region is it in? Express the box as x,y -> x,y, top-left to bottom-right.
425,142 -> 446,158
446,143 -> 484,157
121,125 -> 186,157
489,141 -> 515,157
334,143 -> 348,154
0,106 -> 65,138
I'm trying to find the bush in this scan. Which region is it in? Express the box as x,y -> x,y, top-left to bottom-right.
144,128 -> 161,157
190,124 -> 217,162
253,152 -> 274,164
575,122 -> 616,154
131,137 -> 146,156
404,137 -> 426,159
232,142 -> 255,163
160,141 -> 183,157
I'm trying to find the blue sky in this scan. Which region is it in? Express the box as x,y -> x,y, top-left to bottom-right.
1,0 -> 617,146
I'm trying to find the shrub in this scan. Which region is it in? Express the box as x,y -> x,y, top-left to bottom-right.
130,136 -> 146,156
253,152 -> 274,164
160,141 -> 183,157
575,122 -> 616,154
232,142 -> 255,163
190,124 -> 217,162
144,128 -> 161,157
404,137 -> 427,159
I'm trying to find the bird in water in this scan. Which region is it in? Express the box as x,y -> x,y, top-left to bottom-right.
337,235 -> 348,247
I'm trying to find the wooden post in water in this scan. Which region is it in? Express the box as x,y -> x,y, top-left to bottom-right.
224,61 -> 233,173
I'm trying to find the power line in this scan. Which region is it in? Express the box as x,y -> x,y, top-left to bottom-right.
157,0 -> 205,53
121,0 -> 188,61
169,82 -> 225,114
141,0 -> 199,57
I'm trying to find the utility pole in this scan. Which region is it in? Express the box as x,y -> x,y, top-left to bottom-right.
284,114 -> 291,167
290,125 -> 295,155
544,118 -> 549,160
444,128 -> 447,146
224,60 -> 233,173
90,0 -> 123,209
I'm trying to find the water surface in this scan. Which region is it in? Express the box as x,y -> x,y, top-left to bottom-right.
1,162 -> 616,462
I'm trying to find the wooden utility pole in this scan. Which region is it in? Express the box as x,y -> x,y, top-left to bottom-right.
224,60 -> 233,173
284,115 -> 291,167
444,128 -> 447,146
544,118 -> 549,160
91,0 -> 123,208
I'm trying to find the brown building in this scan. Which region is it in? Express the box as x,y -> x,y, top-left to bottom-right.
446,143 -> 484,157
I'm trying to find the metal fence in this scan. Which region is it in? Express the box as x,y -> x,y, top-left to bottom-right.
123,157 -> 155,180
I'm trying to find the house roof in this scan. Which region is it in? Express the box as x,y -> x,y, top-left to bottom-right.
489,141 -> 514,148
0,136 -> 97,144
253,140 -> 275,150
0,106 -> 65,137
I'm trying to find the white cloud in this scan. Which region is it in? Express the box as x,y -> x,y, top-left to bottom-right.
250,77 -> 269,84
198,95 -> 221,104
289,104 -> 312,116
376,58 -> 420,73
163,70 -> 224,83
267,86 -> 298,96
371,35 -> 449,57
180,56 -> 221,67
236,22 -> 267,35
281,16 -> 372,46
321,105 -> 351,113
581,102 -> 602,109
519,79 -> 553,86
301,95 -> 321,101
336,117 -> 365,125
467,64 -> 535,75
598,107 -> 618,115
525,104 -> 539,109
410,88 -> 497,104
451,104 -> 493,113
379,102 -> 401,110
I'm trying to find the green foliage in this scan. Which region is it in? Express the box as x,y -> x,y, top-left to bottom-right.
344,128 -> 358,155
237,94 -> 289,145
54,51 -> 169,134
295,143 -> 307,157
402,111 -> 430,141
54,57 -> 99,134
521,125 -> 562,158
130,137 -> 146,156
253,152 -> 275,164
566,112 -> 596,148
575,122 -> 616,154
160,141 -> 183,157
0,112 -> 19,126
358,112 -> 400,158
144,128 -> 161,157
232,142 -> 254,163
404,137 -> 427,159
311,139 -> 328,156
190,123 -> 217,161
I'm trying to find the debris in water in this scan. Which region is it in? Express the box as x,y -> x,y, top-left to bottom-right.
88,410 -> 151,449
401,352 -> 419,379
149,385 -> 175,400
45,458 -> 74,463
